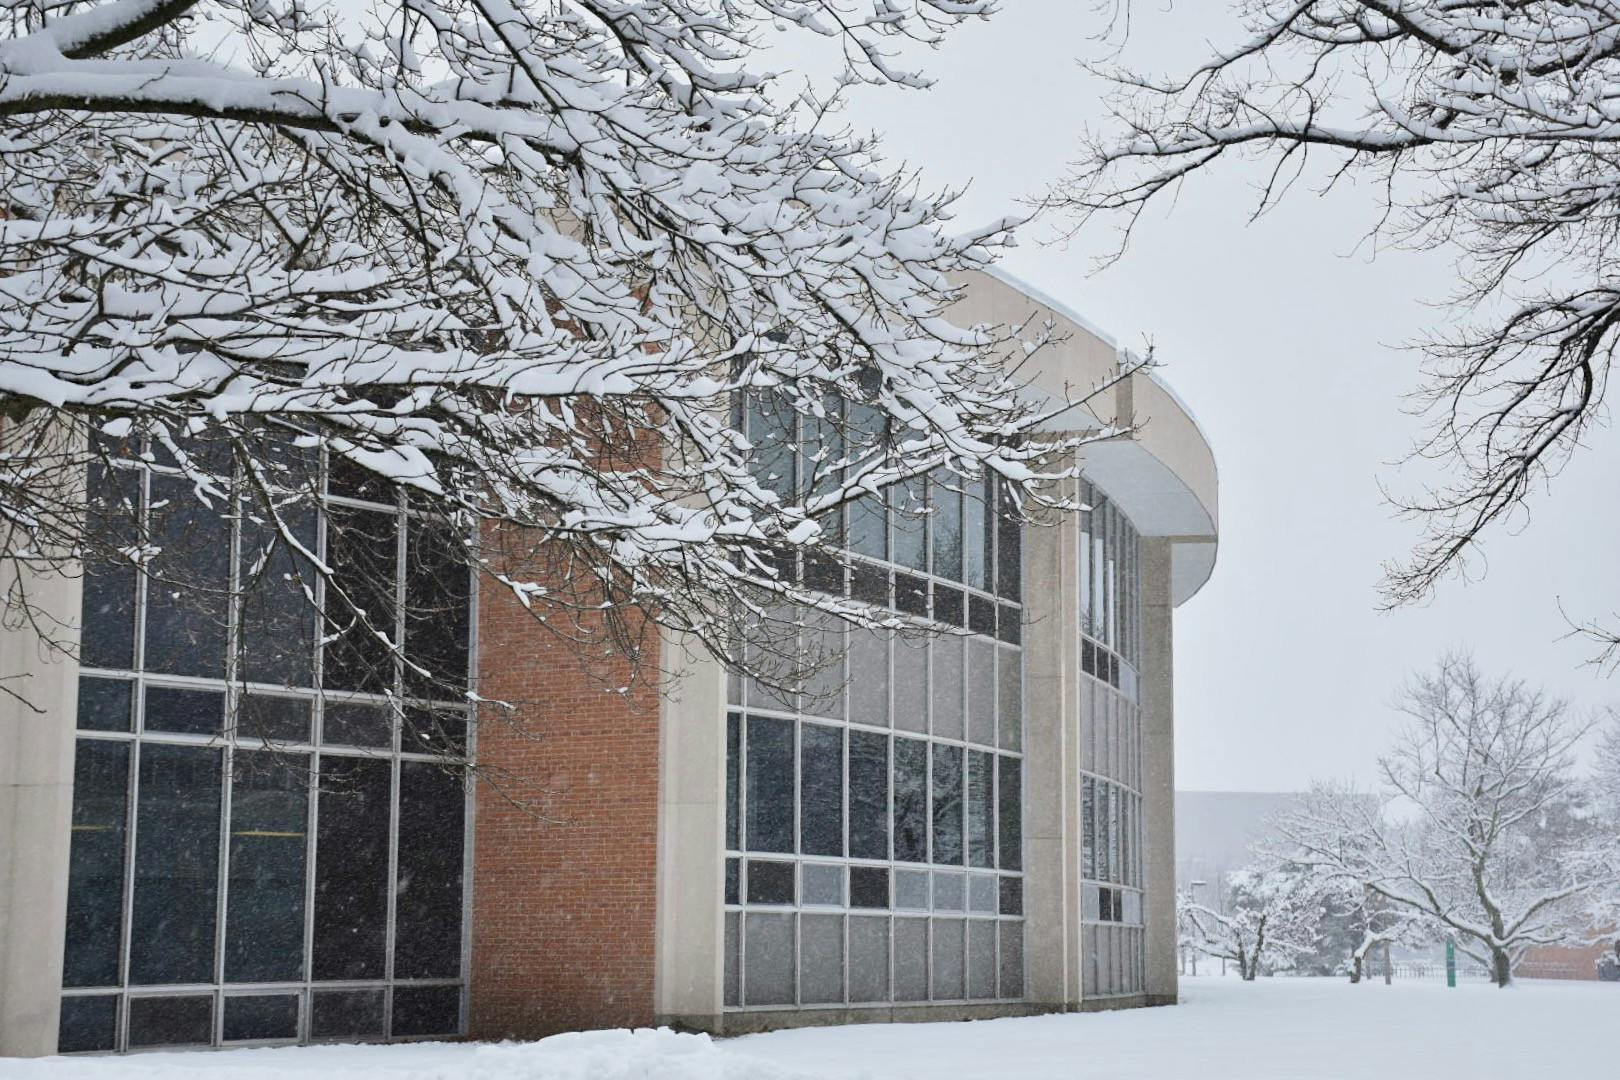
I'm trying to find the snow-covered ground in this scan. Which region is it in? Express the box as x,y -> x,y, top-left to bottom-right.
3,976 -> 1612,1080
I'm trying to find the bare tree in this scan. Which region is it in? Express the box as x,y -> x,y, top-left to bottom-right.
1280,656 -> 1615,987
1055,1 -> 1620,632
0,2 -> 1126,720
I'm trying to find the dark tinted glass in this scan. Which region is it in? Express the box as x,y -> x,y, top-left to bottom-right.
57,995 -> 118,1053
849,866 -> 890,909
932,586 -> 964,629
310,989 -> 385,1039
237,695 -> 311,743
744,715 -> 793,853
394,762 -> 466,979
143,685 -> 223,736
323,700 -> 393,748
725,857 -> 740,905
80,463 -> 139,670
995,481 -> 1021,601
402,707 -> 467,757
931,469 -> 963,581
77,676 -> 132,732
313,757 -> 391,979
129,744 -> 221,985
997,604 -> 1021,646
225,751 -> 308,982
725,713 -> 741,850
63,741 -> 128,987
1000,875 -> 1023,916
238,505 -> 317,689
127,995 -> 212,1047
322,506 -> 397,694
849,562 -> 888,607
848,730 -> 889,860
931,743 -> 964,866
998,756 -> 1022,871
893,572 -> 928,617
404,519 -> 471,698
392,985 -> 461,1037
800,723 -> 843,857
223,995 -> 299,1041
145,475 -> 230,679
968,594 -> 995,637
967,750 -> 995,869
746,860 -> 795,905
802,550 -> 843,597
893,737 -> 927,863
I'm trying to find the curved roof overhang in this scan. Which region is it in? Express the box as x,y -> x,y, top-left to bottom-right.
949,268 -> 1220,607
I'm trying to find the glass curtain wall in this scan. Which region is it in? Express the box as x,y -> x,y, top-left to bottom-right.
61,441 -> 472,1052
1078,478 -> 1147,998
724,394 -> 1025,1010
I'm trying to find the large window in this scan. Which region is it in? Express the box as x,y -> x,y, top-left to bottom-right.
1079,477 -> 1146,998
61,443 -> 472,1052
724,393 -> 1025,1010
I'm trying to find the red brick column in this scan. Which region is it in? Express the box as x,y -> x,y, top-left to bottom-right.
468,574 -> 662,1040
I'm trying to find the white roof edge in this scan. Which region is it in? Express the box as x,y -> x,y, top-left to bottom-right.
984,265 -> 1216,477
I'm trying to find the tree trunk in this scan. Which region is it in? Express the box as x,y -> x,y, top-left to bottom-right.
1349,952 -> 1363,984
1491,947 -> 1512,988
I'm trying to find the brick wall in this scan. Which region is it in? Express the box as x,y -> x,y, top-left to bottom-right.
468,557 -> 663,1039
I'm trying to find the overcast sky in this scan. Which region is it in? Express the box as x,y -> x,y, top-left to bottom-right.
777,2 -> 1620,792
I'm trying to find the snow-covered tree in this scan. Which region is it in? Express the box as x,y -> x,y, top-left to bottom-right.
1056,1 -> 1620,629
0,1 -> 1119,713
1179,860 -> 1327,981
1279,655 -> 1617,987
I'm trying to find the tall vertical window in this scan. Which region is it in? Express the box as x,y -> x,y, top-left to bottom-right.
1078,476 -> 1147,998
61,442 -> 472,1053
723,394 -> 1025,1010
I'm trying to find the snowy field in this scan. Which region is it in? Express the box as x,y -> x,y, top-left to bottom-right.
3,976 -> 1612,1080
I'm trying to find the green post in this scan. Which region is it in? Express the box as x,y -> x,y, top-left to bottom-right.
1445,939 -> 1456,988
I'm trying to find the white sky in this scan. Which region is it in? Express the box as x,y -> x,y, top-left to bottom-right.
773,2 -> 1620,791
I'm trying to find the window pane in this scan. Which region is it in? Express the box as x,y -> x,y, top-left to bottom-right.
313,757 -> 391,980
849,866 -> 889,909
800,723 -> 843,857
80,463 -> 138,670
1081,776 -> 1096,879
931,917 -> 965,1000
892,638 -> 926,733
404,518 -> 471,699
743,913 -> 795,1006
967,751 -> 994,869
726,713 -> 741,851
963,478 -> 988,591
998,756 -> 1022,871
1000,920 -> 1025,999
223,994 -> 299,1042
130,743 -> 221,985
724,913 -> 741,1007
932,871 -> 964,912
999,876 -> 1023,916
238,695 -> 311,744
145,474 -> 230,679
58,995 -> 118,1053
64,740 -> 128,988
931,469 -> 963,582
127,995 -> 212,1048
997,646 -> 1022,750
800,914 -> 844,1005
966,638 -> 994,746
394,762 -> 466,979
930,636 -> 963,740
893,917 -> 928,1002
310,989 -> 384,1039
847,629 -> 889,727
238,505 -> 317,689
895,869 -> 929,911
746,860 -> 795,905
225,751 -> 308,983
322,700 -> 393,749
848,917 -> 890,1003
803,863 -> 844,906
892,737 -> 927,863
995,483 -> 1020,602
392,986 -> 461,1037
744,715 -> 794,853
745,391 -> 796,502
891,476 -> 926,571
931,744 -> 963,866
322,506 -> 398,694
77,677 -> 132,732
969,874 -> 997,914
848,730 -> 889,860
143,685 -> 223,736
969,920 -> 997,999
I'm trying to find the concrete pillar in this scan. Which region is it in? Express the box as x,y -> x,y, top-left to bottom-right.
1139,538 -> 1178,1004
1020,476 -> 1080,1010
0,432 -> 82,1055
653,636 -> 726,1030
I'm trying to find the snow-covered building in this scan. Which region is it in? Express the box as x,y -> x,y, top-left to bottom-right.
0,270 -> 1218,1054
